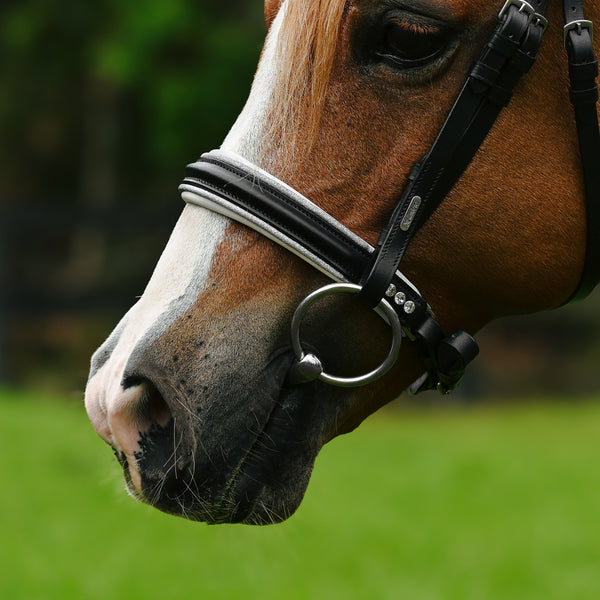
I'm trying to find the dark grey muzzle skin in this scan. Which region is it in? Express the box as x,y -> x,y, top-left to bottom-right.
94,311 -> 343,525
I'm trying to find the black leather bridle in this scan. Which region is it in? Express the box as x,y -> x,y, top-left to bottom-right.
180,0 -> 599,394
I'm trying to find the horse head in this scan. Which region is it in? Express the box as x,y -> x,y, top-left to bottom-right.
85,0 -> 599,524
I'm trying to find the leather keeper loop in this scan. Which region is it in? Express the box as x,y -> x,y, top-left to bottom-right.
569,85 -> 599,105
488,32 -> 522,58
437,330 -> 479,371
412,317 -> 445,349
470,63 -> 502,87
569,59 -> 599,81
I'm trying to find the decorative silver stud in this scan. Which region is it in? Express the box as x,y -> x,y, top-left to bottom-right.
394,292 -> 406,306
385,284 -> 397,298
404,301 -> 416,314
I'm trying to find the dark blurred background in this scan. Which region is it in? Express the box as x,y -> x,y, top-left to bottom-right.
1,0 -> 598,398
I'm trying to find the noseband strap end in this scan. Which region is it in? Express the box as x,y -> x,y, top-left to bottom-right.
410,321 -> 480,395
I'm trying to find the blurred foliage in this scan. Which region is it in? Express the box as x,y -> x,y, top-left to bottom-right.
0,0 -> 598,397
0,0 -> 265,203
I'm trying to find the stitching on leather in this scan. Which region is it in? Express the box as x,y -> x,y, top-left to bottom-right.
184,172 -> 364,281
200,158 -> 368,259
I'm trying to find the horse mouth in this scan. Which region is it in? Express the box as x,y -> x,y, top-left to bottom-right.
219,380 -> 322,525
123,351 -> 325,525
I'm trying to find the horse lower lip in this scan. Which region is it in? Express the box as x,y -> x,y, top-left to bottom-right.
225,383 -> 322,524
125,352 -> 322,524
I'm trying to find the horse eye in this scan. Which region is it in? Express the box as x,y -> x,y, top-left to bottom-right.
377,20 -> 450,68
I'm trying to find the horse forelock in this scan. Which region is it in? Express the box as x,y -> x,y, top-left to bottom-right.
264,0 -> 347,162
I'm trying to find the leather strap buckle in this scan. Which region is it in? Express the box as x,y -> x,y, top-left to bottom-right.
564,19 -> 594,47
499,0 -> 548,33
533,13 -> 549,34
499,0 -> 536,24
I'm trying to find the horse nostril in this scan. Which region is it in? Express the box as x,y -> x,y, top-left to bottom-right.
107,377 -> 174,460
103,377 -> 182,501
129,379 -> 172,432
117,377 -> 198,512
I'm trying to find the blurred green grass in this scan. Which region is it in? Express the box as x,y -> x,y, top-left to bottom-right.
2,389 -> 600,599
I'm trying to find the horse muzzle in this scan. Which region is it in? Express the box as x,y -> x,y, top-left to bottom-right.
85,343 -> 330,524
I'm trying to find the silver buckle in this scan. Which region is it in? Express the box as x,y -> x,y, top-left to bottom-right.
287,283 -> 403,388
498,0 -> 536,25
564,20 -> 594,48
499,0 -> 548,33
534,14 -> 549,34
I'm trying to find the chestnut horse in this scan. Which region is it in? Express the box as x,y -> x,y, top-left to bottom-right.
85,0 -> 599,524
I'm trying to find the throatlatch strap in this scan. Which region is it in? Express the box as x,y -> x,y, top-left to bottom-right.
359,0 -> 551,307
564,0 -> 600,301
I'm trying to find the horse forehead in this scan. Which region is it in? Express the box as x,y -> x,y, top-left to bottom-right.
355,0 -> 491,19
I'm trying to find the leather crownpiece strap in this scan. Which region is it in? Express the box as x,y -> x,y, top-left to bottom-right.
359,0 -> 552,307
563,0 -> 600,301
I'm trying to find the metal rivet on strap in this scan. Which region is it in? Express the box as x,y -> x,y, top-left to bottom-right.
404,301 -> 416,314
394,292 -> 406,306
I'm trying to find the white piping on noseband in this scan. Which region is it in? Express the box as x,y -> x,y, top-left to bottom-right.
180,149 -> 431,388
180,149 -> 422,297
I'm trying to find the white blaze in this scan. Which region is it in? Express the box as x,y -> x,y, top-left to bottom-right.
221,0 -> 288,159
84,2 -> 289,452
85,206 -> 228,446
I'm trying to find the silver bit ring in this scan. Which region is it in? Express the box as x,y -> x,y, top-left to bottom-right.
289,283 -> 403,388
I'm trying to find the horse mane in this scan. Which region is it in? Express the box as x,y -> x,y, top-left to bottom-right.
266,0 -> 346,162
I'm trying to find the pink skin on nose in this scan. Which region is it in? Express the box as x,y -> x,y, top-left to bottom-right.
86,385 -> 146,494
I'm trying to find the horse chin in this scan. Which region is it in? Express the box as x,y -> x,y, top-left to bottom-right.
128,351 -> 329,525
218,381 -> 322,525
